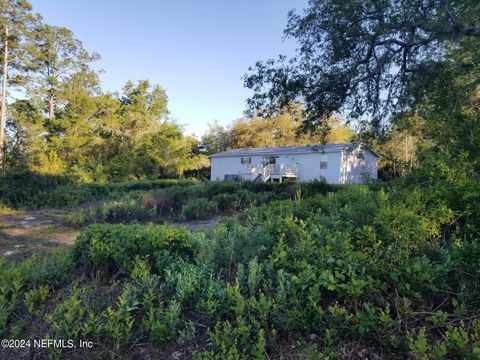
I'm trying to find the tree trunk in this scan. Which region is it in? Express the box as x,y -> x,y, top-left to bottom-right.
0,15 -> 9,167
48,87 -> 55,122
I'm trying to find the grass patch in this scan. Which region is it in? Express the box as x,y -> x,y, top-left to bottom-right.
0,205 -> 17,216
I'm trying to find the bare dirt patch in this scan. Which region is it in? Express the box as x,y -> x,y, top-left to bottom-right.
0,209 -> 79,260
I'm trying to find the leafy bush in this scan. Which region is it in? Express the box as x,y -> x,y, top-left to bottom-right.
2,180 -> 480,358
22,251 -> 74,289
140,180 -> 339,220
65,198 -> 158,227
72,224 -> 198,275
66,179 -> 293,226
0,172 -> 71,209
0,174 -> 198,209
0,260 -> 23,335
181,198 -> 217,220
24,285 -> 49,318
213,193 -> 240,213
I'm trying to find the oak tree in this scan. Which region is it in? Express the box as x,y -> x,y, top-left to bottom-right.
244,0 -> 480,134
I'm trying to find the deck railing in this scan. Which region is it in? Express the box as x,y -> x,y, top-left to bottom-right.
276,163 -> 299,176
243,163 -> 299,182
242,164 -> 262,175
263,164 -> 274,181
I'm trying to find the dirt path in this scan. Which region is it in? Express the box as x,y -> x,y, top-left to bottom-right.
0,209 -> 79,261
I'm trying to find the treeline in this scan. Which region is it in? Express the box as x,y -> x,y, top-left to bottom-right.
2,0 -> 478,185
200,106 -> 355,155
7,79 -> 212,181
0,1 -> 208,182
0,0 -> 359,184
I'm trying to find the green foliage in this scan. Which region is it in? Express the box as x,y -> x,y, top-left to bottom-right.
44,287 -> 87,341
143,180 -> 334,222
181,198 -> 217,220
408,328 -> 430,359
213,193 -> 241,213
0,174 -> 197,209
244,0 -> 480,131
65,197 -> 158,227
104,291 -> 135,353
2,181 -> 480,357
24,285 -> 48,318
22,250 -> 74,289
0,261 -> 23,335
0,172 -> 71,208
57,179 -> 336,226
4,76 -> 207,181
202,109 -> 354,152
2,0 -> 480,358
72,224 -> 197,275
197,319 -> 267,360
142,299 -> 181,347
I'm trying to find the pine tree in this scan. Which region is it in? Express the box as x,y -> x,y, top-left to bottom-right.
25,23 -> 100,123
0,0 -> 36,166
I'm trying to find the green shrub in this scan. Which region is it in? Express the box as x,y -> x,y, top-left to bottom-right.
22,250 -> 74,289
0,172 -> 72,209
181,198 -> 217,220
65,198 -> 158,227
211,189 -> 261,213
142,300 -> 181,347
72,224 -> 198,275
0,174 -> 198,209
24,285 -> 49,318
213,193 -> 240,213
1,176 -> 480,358
0,261 -> 23,335
103,291 -> 135,353
44,287 -> 87,341
196,319 -> 267,359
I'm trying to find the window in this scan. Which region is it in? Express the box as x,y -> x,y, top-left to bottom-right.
357,151 -> 365,160
241,157 -> 251,164
263,156 -> 277,165
320,154 -> 328,169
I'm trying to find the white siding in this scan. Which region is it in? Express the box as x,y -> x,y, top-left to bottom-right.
210,157 -> 242,181
210,155 -> 267,181
211,151 -> 345,183
339,146 -> 378,184
210,144 -> 378,184
290,152 -> 341,183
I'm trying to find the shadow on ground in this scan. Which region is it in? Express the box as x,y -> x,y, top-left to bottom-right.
0,210 -> 79,261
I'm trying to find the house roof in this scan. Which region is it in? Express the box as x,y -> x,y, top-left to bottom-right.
210,142 -> 380,158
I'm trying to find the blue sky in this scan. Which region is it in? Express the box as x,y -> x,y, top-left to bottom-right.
30,0 -> 308,136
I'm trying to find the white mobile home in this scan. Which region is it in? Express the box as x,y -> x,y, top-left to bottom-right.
209,143 -> 379,184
